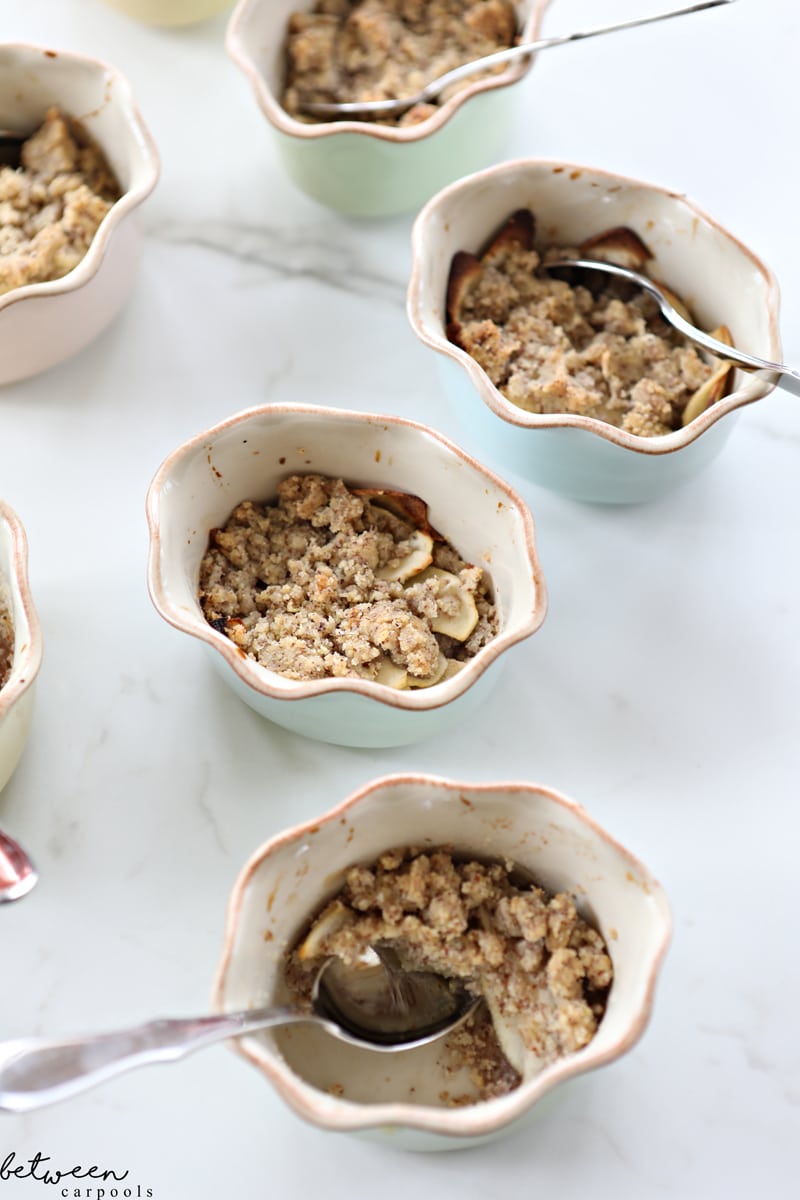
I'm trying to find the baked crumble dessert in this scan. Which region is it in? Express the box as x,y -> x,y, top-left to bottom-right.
283,0 -> 517,126
287,847 -> 613,1103
0,598 -> 13,690
447,209 -> 735,437
199,474 -> 497,687
0,107 -> 120,296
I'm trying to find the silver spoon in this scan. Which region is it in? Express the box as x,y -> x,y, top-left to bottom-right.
543,257 -> 800,398
0,950 -> 477,1112
300,0 -> 735,119
0,829 -> 38,903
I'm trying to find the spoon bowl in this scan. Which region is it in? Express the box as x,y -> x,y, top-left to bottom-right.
300,0 -> 735,119
0,953 -> 476,1112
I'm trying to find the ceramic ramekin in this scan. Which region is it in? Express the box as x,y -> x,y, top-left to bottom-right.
407,158 -> 782,503
146,404 -> 546,748
212,773 -> 672,1151
226,0 -> 550,218
0,502 -> 42,794
0,43 -> 159,385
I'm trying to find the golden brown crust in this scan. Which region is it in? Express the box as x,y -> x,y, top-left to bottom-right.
578,225 -> 653,269
446,250 -> 483,337
480,207 -> 536,261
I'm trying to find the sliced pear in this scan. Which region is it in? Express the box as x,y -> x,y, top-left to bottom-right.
406,651 -> 449,689
578,225 -> 653,270
413,566 -> 479,641
297,899 -> 354,961
375,529 -> 434,583
681,325 -> 735,426
441,660 -> 465,681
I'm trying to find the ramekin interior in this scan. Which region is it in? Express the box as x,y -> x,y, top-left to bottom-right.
146,405 -> 546,712
213,775 -> 672,1139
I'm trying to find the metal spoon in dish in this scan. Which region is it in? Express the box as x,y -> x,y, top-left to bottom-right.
0,949 -> 477,1112
543,257 -> 800,398
300,0 -> 735,119
0,829 -> 38,904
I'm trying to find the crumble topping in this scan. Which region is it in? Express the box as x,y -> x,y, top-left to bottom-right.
198,474 -> 497,687
447,209 -> 731,437
0,107 -> 120,297
0,599 -> 12,690
287,847 -> 613,1103
283,0 -> 517,126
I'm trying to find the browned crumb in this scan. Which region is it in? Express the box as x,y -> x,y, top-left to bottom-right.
286,847 -> 613,1104
198,475 -> 497,687
447,209 -> 719,437
0,598 -> 12,689
0,108 -> 120,296
283,0 -> 517,127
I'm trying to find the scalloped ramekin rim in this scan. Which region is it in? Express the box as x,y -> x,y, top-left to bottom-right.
145,403 -> 547,713
225,0 -> 551,145
212,772 -> 673,1138
0,41 -> 160,316
0,500 -> 43,722
407,156 -> 782,456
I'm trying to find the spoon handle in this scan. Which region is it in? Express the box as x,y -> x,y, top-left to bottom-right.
0,1007 -> 310,1112
422,0 -> 735,105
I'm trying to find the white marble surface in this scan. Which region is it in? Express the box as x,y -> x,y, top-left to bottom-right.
0,0 -> 798,1195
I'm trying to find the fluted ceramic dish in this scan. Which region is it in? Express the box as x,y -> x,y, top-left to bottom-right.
212,773 -> 672,1151
0,502 -> 42,795
146,404 -> 546,748
226,0 -> 549,217
407,158 -> 782,503
0,43 -> 159,385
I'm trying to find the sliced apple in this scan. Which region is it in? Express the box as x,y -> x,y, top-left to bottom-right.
651,278 -> 695,324
578,225 -> 653,270
681,325 -> 735,426
297,899 -> 354,961
412,566 -> 479,641
480,208 -> 536,262
446,250 -> 484,335
354,488 -> 442,541
372,656 -> 409,689
406,651 -> 449,689
375,529 -> 434,582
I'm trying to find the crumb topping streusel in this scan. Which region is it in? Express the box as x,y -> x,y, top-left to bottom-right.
0,107 -> 120,297
447,209 -> 729,438
0,599 -> 13,690
283,0 -> 518,126
199,474 -> 497,687
287,847 -> 613,1103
